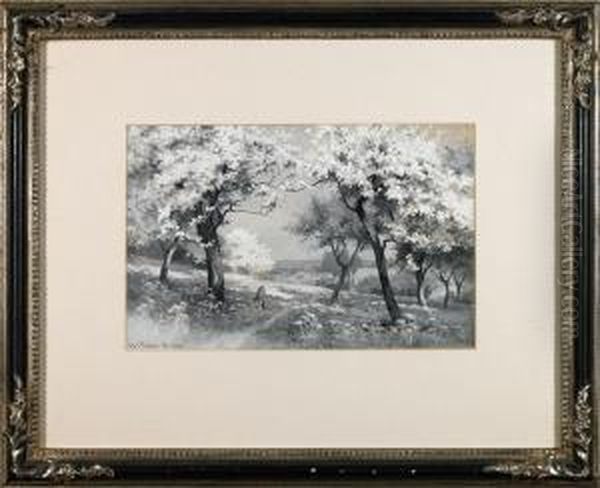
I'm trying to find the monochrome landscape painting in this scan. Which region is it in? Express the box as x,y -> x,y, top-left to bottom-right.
127,124 -> 475,349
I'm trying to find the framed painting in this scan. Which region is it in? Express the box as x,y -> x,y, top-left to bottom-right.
1,0 -> 598,485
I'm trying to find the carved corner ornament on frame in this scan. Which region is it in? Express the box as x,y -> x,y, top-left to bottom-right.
4,377 -> 115,483
7,10 -> 115,110
483,385 -> 593,479
496,6 -> 595,108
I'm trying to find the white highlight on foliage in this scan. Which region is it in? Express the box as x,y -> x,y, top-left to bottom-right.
308,125 -> 474,263
222,227 -> 275,276
127,125 -> 305,249
128,124 -> 474,287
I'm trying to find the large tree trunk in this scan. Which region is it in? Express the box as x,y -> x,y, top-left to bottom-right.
197,205 -> 227,303
204,242 -> 225,303
442,280 -> 451,308
371,240 -> 401,322
415,269 -> 428,307
159,237 -> 179,284
330,265 -> 350,304
350,199 -> 400,322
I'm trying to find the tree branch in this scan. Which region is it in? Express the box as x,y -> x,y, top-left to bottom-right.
232,207 -> 266,216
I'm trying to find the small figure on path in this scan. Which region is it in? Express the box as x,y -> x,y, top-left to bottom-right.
254,285 -> 267,310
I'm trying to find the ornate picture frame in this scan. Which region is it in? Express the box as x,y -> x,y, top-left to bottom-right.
1,0 -> 598,484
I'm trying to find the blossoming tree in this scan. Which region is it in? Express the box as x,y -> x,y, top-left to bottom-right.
127,125 -> 299,301
311,125 -> 473,321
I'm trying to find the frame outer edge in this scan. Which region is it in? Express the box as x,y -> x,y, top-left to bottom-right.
594,3 -> 600,480
1,3 -> 7,486
0,3 -> 597,483
0,0 -> 599,6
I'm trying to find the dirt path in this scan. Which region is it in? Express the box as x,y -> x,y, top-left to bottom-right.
187,305 -> 303,348
260,306 -> 301,330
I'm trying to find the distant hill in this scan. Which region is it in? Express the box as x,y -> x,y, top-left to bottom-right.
274,259 -> 320,271
275,258 -> 375,271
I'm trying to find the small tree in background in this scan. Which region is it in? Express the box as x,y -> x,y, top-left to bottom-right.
291,197 -> 366,304
394,210 -> 474,308
451,249 -> 474,302
434,253 -> 456,309
320,251 -> 363,290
